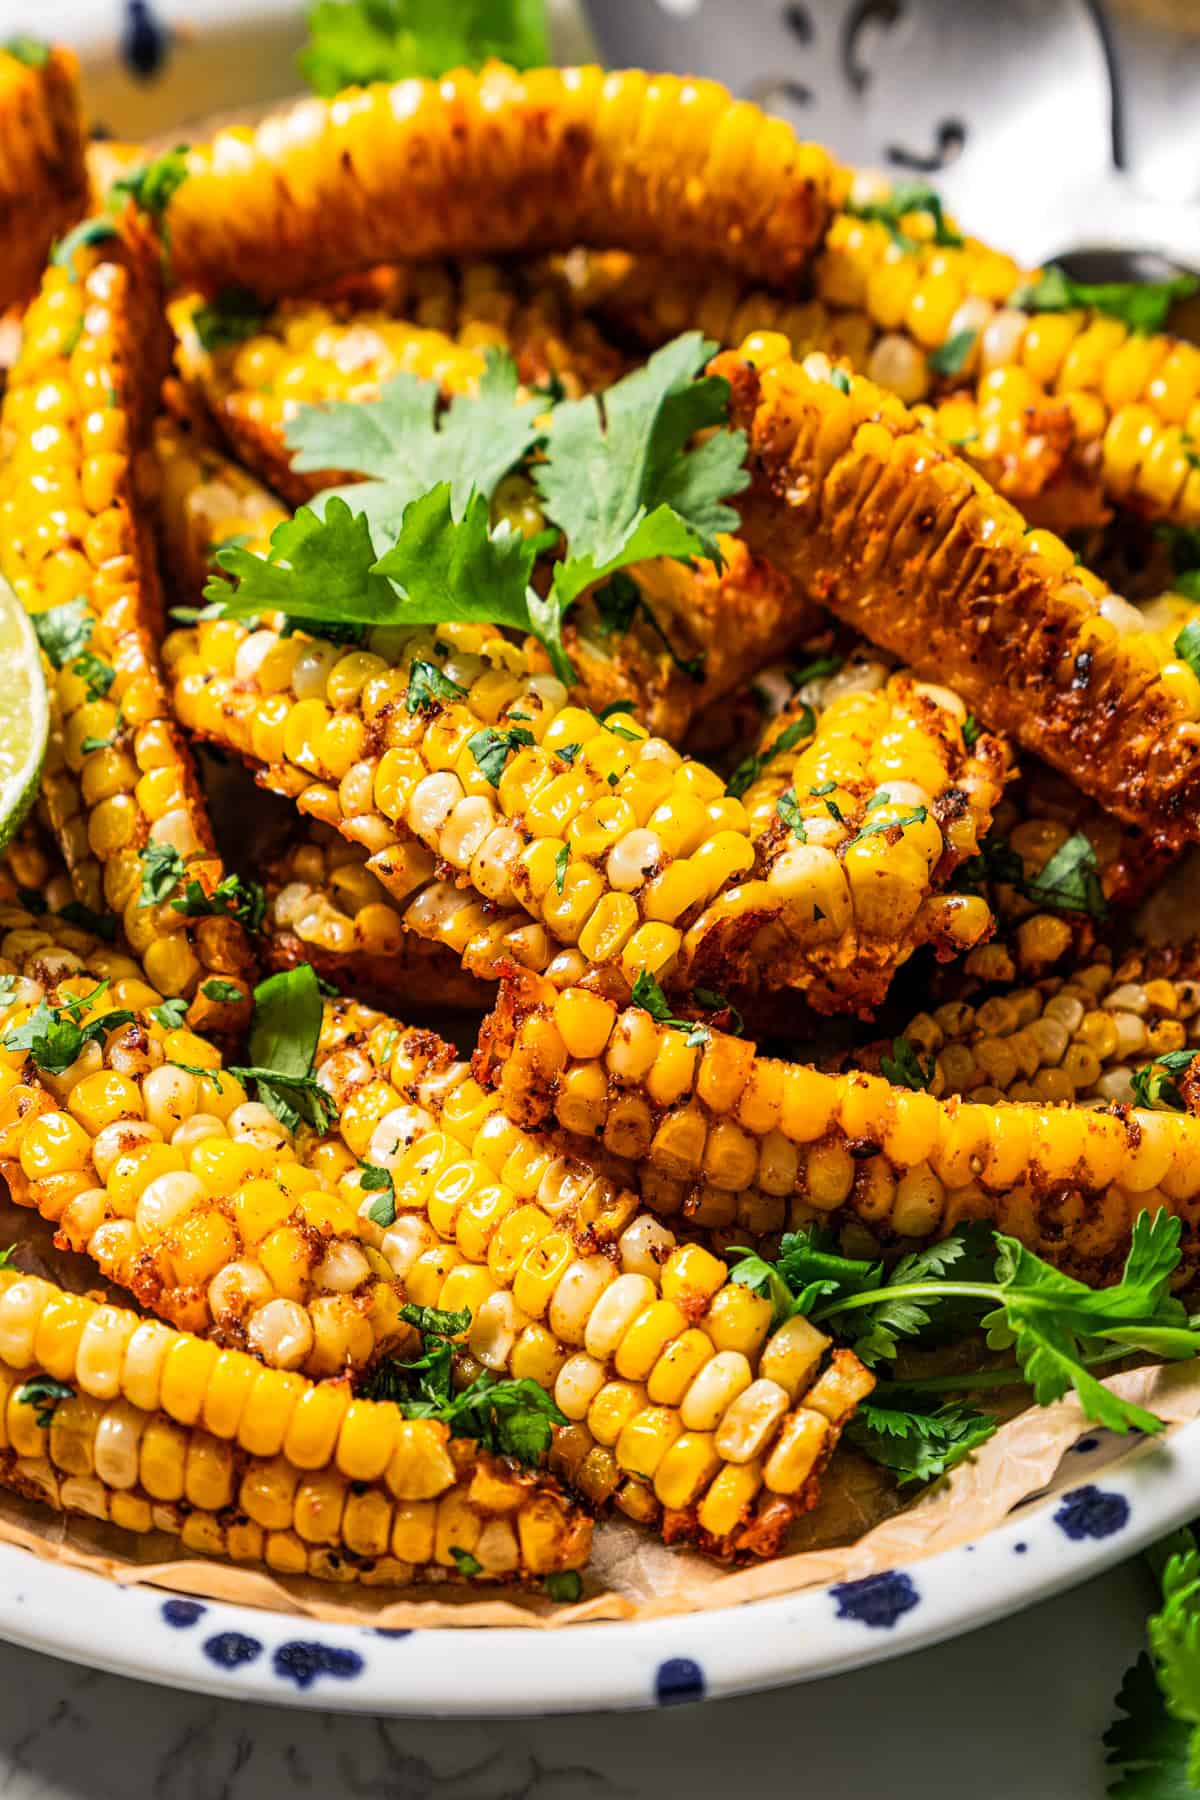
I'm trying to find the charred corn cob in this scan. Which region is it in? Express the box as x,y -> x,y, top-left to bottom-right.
0,1269 -> 590,1581
153,417 -> 287,602
477,970 -> 1200,1286
314,999 -> 874,1559
0,903 -> 412,1376
0,44 -> 88,312
0,244 -> 257,1030
164,616 -> 1007,1014
888,946 -> 1200,1110
171,261 -> 628,507
717,337 -> 1200,845
264,824 -> 489,1012
164,67 -> 846,301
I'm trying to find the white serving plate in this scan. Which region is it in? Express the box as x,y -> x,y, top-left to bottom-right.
8,0 -> 1198,1711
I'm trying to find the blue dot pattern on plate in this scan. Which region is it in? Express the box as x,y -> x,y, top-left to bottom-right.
655,1658 -> 705,1704
273,1641 -> 365,1689
831,1571 -> 920,1629
1073,1436 -> 1100,1454
1054,1485 -> 1130,1541
121,0 -> 171,79
161,1599 -> 206,1628
203,1631 -> 263,1671
372,1627 -> 413,1639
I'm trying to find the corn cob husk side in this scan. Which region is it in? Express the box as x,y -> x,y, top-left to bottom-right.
0,1270 -> 590,1582
263,824 -> 491,1013
164,616 -> 1006,1015
715,338 -> 1200,845
0,241 -> 257,1033
0,46 -> 89,312
170,262 -> 629,507
0,904 -> 411,1377
314,999 -> 874,1560
475,970 -> 1200,1287
164,66 -> 847,300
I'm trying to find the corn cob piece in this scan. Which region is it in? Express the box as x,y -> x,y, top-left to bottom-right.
0,243 -> 257,1031
164,66 -> 845,301
0,45 -> 88,312
0,902 -> 412,1377
0,1269 -> 590,1582
171,261 -> 629,507
264,824 -> 490,1012
313,999 -> 874,1558
887,945 -> 1200,1111
153,416 -> 287,603
717,337 -> 1200,845
476,969 -> 1200,1285
165,614 -> 1007,1014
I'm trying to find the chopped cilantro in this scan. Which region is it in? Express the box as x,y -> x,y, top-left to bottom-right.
830,367 -> 851,394
468,725 -> 536,788
1131,1050 -> 1200,1113
776,788 -> 807,840
359,1162 -> 396,1227
1025,831 -> 1107,919
927,329 -> 977,378
18,1375 -> 73,1428
199,979 -> 245,1005
138,843 -> 186,908
150,997 -> 188,1029
405,659 -> 467,713
553,843 -> 569,895
33,599 -> 91,669
962,712 -> 981,748
191,286 -> 266,353
544,1570 -> 583,1603
56,901 -> 118,942
227,963 -> 336,1133
880,1035 -> 935,1092
726,709 -> 815,799
1174,618 -> 1200,683
1009,265 -> 1197,334
72,651 -> 115,702
846,805 -> 928,846
2,980 -> 135,1077
4,35 -> 49,66
787,655 -> 844,689
845,180 -> 962,251
299,0 -> 551,96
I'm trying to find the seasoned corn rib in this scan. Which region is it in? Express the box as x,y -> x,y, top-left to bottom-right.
171,262 -> 629,507
165,617 -> 1005,1015
153,417 -> 287,603
475,971 -> 1200,1286
264,825 -> 490,1012
716,338 -> 1200,845
0,1270 -> 590,1582
0,45 -> 88,312
0,245 -> 257,1030
164,66 -> 845,300
313,1000 -> 873,1559
887,946 -> 1200,1110
0,904 -> 409,1377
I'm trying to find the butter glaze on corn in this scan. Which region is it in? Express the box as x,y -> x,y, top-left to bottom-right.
0,905 -> 407,1377
165,616 -> 1005,1013
716,337 -> 1200,845
0,245 -> 256,1029
476,971 -> 1200,1285
313,999 -> 873,1559
0,46 -> 88,312
0,1269 -> 589,1582
164,66 -> 847,301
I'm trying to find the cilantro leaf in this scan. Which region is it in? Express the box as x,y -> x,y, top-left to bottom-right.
777,788 -> 807,840
192,287 -> 266,353
726,709 -> 815,800
372,487 -> 543,639
285,349 -> 544,546
138,843 -> 186,908
962,712 -> 981,748
630,968 -> 697,1036
927,329 -> 977,378
1175,619 -> 1200,684
109,147 -> 189,225
787,654 -> 844,688
150,998 -> 188,1030
227,963 -> 336,1133
845,180 -> 962,250
359,1162 -> 396,1227
3,981 -> 135,1077
33,599 -> 91,669
204,495 -> 394,624
405,659 -> 466,714
533,332 -> 749,614
1010,265 -> 1197,335
545,1570 -> 583,1603
173,873 -> 265,933
72,651 -> 115,702
56,901 -> 118,942
847,1397 -> 998,1485
17,1375 -> 73,1429
299,0 -> 550,96
1105,1651 -> 1196,1798
880,1035 -> 935,1092
467,724 -> 536,788
1025,830 -> 1107,918
1132,1050 -> 1200,1113
4,36 -> 50,67
200,979 -> 245,1005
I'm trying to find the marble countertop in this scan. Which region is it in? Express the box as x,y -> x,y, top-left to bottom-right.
0,1555 -> 1152,1799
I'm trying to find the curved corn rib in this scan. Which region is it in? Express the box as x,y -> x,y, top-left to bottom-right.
264,825 -> 490,1013
164,67 -> 846,300
0,1271 -> 590,1582
164,617 -> 1006,1015
0,45 -> 88,312
171,262 -> 629,507
475,970 -> 1200,1286
0,904 -> 409,1377
715,337 -> 1200,845
313,1000 -> 874,1560
0,243 -> 257,1031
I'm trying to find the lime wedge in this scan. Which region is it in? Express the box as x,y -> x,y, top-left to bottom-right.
0,578 -> 49,852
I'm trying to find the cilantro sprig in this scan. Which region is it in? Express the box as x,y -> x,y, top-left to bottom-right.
631,969 -> 711,1047
1106,1528 -> 1200,1796
1131,1050 -> 1200,1113
1010,265 -> 1197,335
226,964 -> 337,1133
2,979 -> 135,1077
362,1300 -> 565,1466
731,1210 -> 1200,1473
299,0 -> 550,97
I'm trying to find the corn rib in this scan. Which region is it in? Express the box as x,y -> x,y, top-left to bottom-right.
0,1269 -> 590,1582
715,336 -> 1200,845
0,45 -> 88,312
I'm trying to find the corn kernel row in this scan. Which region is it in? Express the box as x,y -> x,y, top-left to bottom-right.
478,970 -> 1200,1282
313,999 -> 874,1558
0,1270 -> 589,1581
0,244 -> 257,1027
0,904 -> 407,1376
717,338 -> 1200,846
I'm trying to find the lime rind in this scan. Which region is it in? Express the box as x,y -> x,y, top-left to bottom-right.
0,577 -> 50,852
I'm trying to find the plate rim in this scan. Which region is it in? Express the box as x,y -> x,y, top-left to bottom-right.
0,1417 -> 1192,1713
